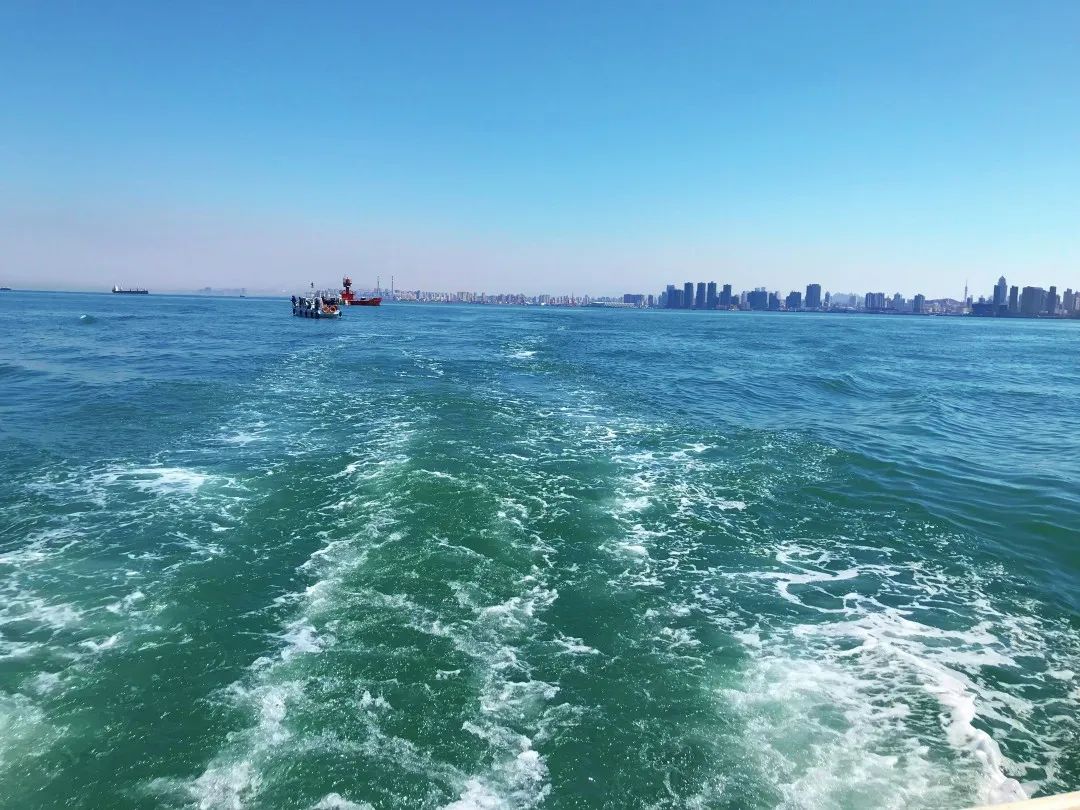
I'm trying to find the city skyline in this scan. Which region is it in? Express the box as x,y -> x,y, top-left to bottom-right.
3,3 -> 1080,296
11,271 -> 1080,319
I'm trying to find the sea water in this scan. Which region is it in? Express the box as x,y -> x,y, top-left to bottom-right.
1,292 -> 1078,809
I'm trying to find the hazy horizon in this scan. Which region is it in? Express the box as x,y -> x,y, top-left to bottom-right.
3,2 -> 1078,300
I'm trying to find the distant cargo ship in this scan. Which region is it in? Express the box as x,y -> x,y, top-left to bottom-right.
112,285 -> 149,295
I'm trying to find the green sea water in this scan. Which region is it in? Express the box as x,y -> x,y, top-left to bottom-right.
1,292 -> 1078,809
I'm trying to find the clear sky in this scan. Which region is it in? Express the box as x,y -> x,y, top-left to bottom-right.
2,1 -> 1078,297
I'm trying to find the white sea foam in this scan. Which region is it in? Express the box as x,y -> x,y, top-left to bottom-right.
80,633 -> 121,652
279,620 -> 324,660
618,495 -> 651,512
553,635 -> 600,655
164,417 -> 425,806
0,692 -> 63,776
28,671 -> 62,694
119,466 -> 211,495
106,589 -> 146,614
0,640 -> 41,661
311,794 -> 375,810
221,431 -> 263,445
800,608 -> 1029,803
0,527 -> 80,567
358,690 -> 391,712
443,738 -> 549,810
0,596 -> 83,630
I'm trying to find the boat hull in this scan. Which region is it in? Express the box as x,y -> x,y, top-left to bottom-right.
292,307 -> 341,319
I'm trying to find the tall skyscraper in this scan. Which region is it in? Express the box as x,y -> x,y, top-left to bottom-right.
665,284 -> 677,309
1008,285 -> 1019,314
1064,289 -> 1076,313
865,292 -> 886,311
993,276 -> 1008,308
694,282 -> 706,309
912,293 -> 926,314
805,283 -> 822,310
720,284 -> 732,308
1047,286 -> 1059,314
747,289 -> 768,310
683,282 -> 694,310
768,292 -> 780,311
785,291 -> 802,310
1020,286 -> 1046,316
706,282 -> 717,309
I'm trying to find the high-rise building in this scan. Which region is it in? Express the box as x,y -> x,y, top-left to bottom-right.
664,284 -> 676,309
768,292 -> 780,311
720,284 -> 732,308
1064,289 -> 1076,313
747,289 -> 768,310
683,282 -> 694,310
892,293 -> 904,311
912,293 -> 926,314
824,291 -> 831,308
706,282 -> 717,309
1020,286 -> 1046,316
1047,286 -> 1059,315
865,292 -> 886,311
1008,285 -> 1019,314
694,282 -> 706,309
785,291 -> 802,310
805,283 -> 822,310
994,276 -> 1008,308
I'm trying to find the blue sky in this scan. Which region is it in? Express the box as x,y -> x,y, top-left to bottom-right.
2,1 -> 1078,296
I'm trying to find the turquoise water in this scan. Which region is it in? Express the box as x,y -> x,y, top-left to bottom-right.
2,292 -> 1079,809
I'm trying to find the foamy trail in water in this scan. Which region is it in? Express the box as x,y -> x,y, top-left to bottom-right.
4,296 -> 1079,808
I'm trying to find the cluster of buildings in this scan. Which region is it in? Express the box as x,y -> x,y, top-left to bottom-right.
366,275 -> 1079,318
648,276 -> 1078,318
969,277 -> 1079,318
386,289 -> 601,307
659,282 -> 830,311
654,281 -> 936,313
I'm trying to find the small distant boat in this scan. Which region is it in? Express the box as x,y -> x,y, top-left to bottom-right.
112,285 -> 149,295
0,287 -> 11,292
339,276 -> 382,306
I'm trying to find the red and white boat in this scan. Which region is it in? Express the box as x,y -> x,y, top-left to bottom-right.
340,277 -> 382,307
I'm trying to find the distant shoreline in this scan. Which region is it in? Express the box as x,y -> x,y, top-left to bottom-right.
5,288 -> 1078,320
